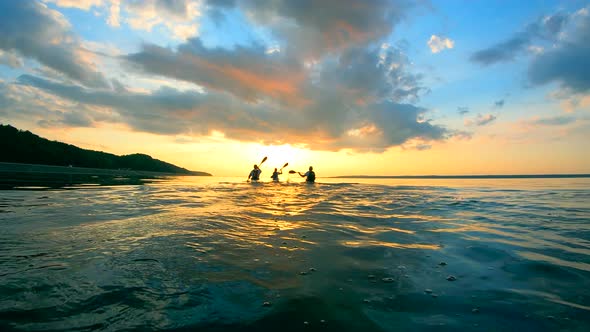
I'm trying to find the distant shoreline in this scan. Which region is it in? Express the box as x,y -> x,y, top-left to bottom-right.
0,162 -> 211,177
331,174 -> 590,179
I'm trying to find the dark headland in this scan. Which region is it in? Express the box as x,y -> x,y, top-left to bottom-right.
0,124 -> 211,186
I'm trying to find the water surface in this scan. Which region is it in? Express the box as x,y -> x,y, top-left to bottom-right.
1,176 -> 589,331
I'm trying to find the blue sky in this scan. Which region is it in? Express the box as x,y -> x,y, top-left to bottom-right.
0,0 -> 589,175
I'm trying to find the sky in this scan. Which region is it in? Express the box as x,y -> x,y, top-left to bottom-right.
0,0 -> 589,176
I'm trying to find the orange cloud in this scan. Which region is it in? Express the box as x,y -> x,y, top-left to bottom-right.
188,55 -> 309,106
322,20 -> 375,53
127,41 -> 311,107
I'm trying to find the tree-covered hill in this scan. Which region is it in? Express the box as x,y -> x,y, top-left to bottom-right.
0,124 -> 211,175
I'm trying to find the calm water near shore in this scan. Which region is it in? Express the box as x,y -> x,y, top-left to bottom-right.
1,176 -> 589,331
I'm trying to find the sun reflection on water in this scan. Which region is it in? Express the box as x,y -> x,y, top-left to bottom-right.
3,177 -> 590,330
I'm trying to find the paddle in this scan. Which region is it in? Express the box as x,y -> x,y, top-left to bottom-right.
280,162 -> 288,171
288,170 -> 297,174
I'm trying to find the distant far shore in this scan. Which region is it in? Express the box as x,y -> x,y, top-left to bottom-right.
332,174 -> 590,179
0,162 -> 211,177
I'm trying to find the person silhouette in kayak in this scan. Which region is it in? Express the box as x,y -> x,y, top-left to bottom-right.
298,166 -> 315,183
248,164 -> 261,181
271,168 -> 282,181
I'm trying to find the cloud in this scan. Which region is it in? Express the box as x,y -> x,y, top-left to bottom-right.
401,140 -> 432,151
525,115 -> 577,127
0,1 -> 108,88
205,0 -> 236,7
47,0 -> 201,39
471,34 -> 530,65
0,79 -> 109,128
220,0 -> 415,58
415,144 -> 432,150
14,72 -> 448,152
0,50 -> 23,68
494,99 -> 505,108
121,40 -> 438,150
558,93 -> 590,113
107,0 -> 120,27
450,130 -> 473,141
125,40 -> 427,106
465,113 -> 497,126
528,9 -> 590,94
125,38 -> 307,104
427,35 -> 454,53
316,44 -> 428,104
471,12 -> 569,65
38,109 -> 94,128
43,0 -> 104,10
472,6 -> 590,96
123,0 -> 202,39
3,1 -> 451,153
457,106 -> 469,115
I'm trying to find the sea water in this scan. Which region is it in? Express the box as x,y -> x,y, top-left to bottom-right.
0,176 -> 589,331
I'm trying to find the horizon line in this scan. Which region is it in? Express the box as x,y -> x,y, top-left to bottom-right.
329,174 -> 590,179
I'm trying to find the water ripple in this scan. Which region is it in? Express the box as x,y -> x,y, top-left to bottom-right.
0,177 -> 589,331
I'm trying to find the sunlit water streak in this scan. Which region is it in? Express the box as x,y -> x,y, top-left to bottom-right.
0,176 -> 589,331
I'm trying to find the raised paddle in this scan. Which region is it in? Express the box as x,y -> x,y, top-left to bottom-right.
280,162 -> 288,171
247,156 -> 267,182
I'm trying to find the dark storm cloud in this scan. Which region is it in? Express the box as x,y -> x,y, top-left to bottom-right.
0,1 -> 108,88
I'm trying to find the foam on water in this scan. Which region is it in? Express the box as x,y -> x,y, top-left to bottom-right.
1,177 -> 589,331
